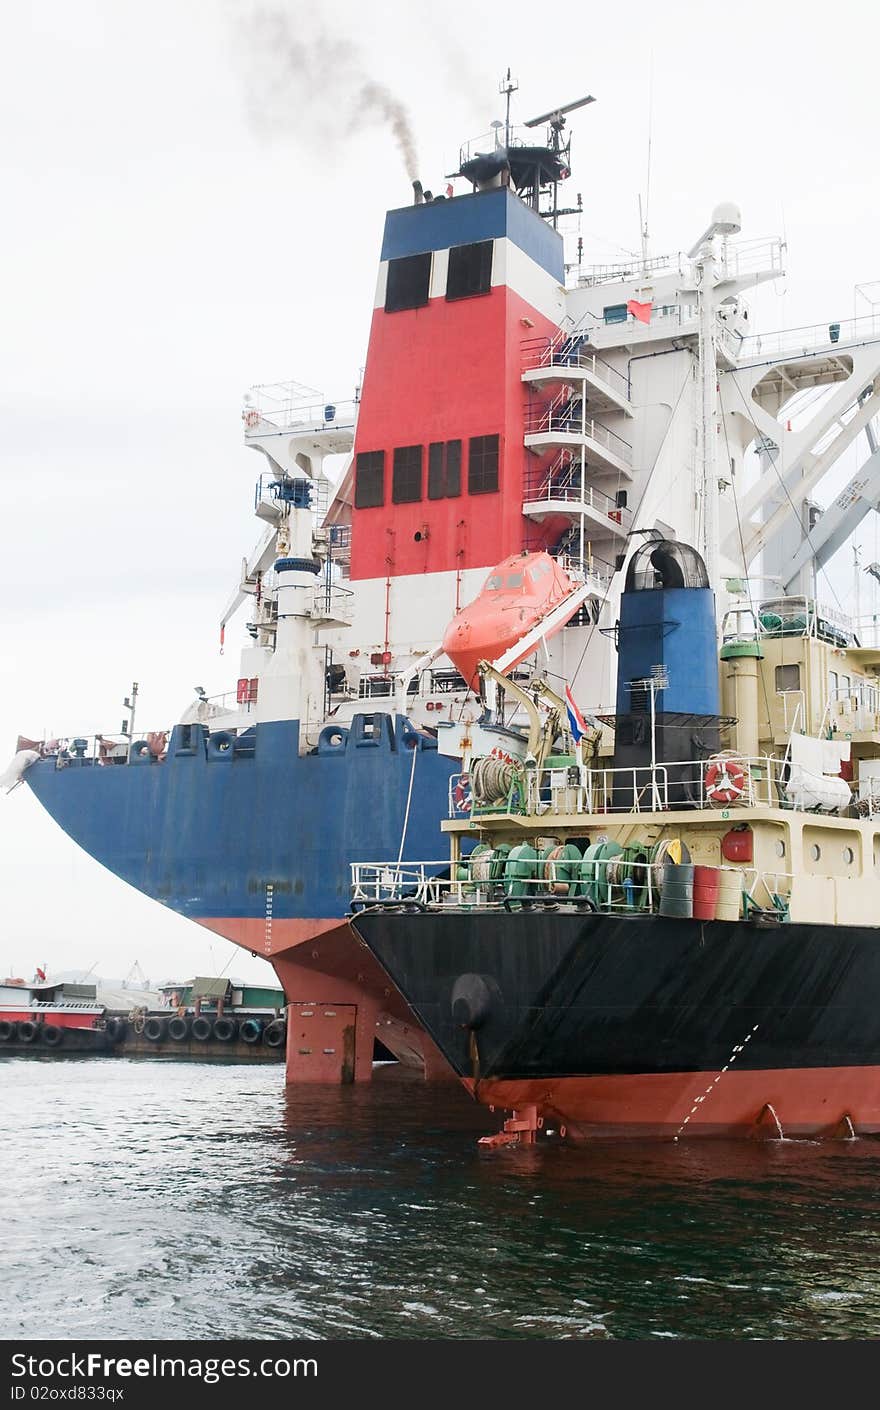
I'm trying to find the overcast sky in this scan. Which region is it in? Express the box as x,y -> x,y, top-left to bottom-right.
2,0 -> 878,984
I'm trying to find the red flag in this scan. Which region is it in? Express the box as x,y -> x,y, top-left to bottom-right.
627,299 -> 653,324
446,183 -> 453,198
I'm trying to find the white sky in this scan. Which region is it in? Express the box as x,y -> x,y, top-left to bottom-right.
1,0 -> 878,984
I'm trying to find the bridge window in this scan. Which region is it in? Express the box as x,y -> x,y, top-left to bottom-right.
354,450 -> 385,508
428,440 -> 462,499
603,303 -> 628,324
392,445 -> 423,503
468,434 -> 500,495
446,240 -> 493,301
385,252 -> 431,313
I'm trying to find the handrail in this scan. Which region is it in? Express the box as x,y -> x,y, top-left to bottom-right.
524,397 -> 633,463
349,858 -> 796,918
521,337 -> 630,397
446,751 -> 855,820
740,312 -> 880,361
523,458 -> 630,523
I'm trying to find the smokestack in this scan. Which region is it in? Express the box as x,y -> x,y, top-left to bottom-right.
412,179 -> 424,205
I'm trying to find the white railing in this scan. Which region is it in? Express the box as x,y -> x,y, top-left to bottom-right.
523,464 -> 631,525
446,752 -> 852,819
523,339 -> 630,398
311,583 -> 354,624
526,393 -> 633,465
740,312 -> 880,361
569,251 -> 682,287
350,859 -> 795,918
243,381 -> 359,435
351,862 -> 455,906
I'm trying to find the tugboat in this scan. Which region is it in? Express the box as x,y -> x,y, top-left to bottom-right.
0,974 -> 119,1054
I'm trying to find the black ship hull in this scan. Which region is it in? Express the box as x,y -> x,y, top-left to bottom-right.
349,907 -> 880,1138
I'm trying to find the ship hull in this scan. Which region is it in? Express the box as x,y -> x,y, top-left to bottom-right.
349,907 -> 880,1138
24,716 -> 459,1081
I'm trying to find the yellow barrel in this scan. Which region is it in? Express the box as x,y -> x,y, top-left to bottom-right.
716,867 -> 744,922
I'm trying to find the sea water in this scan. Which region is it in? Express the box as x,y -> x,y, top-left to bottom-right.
2,1058 -> 879,1340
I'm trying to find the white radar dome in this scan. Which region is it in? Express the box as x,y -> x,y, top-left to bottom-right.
712,202 -> 742,235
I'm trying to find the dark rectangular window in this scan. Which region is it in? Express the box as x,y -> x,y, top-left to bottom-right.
354,450 -> 385,508
603,303 -> 628,324
392,445 -> 423,503
446,240 -> 493,301
385,253 -> 431,312
428,439 -> 462,499
468,434 -> 499,495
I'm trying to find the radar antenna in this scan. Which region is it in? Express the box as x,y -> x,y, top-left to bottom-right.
524,94 -> 596,150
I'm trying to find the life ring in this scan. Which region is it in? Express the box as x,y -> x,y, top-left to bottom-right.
705,757 -> 746,805
453,774 -> 472,814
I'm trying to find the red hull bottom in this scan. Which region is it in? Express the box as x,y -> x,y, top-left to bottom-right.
196,916 -> 455,1084
466,1067 -> 880,1141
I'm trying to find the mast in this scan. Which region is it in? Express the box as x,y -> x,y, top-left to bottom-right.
688,203 -> 742,594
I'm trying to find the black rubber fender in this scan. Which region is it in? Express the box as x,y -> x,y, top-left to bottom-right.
104,1016 -> 127,1043
167,1016 -> 190,1041
191,1015 -> 212,1042
239,1018 -> 262,1045
212,1016 -> 238,1042
450,973 -> 499,1030
41,1025 -> 63,1048
144,1016 -> 167,1043
263,1020 -> 287,1049
17,1020 -> 39,1044
0,1020 -> 14,1042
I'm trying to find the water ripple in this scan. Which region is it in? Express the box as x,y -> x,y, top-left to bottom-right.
2,1057 -> 880,1339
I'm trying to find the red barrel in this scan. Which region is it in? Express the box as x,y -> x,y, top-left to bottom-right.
692,864 -> 720,920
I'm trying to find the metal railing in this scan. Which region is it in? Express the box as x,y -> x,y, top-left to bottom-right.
525,392 -> 633,464
447,752 -> 852,819
311,582 -> 354,624
739,311 -> 880,361
243,381 -> 359,435
350,859 -> 795,917
754,596 -> 853,644
569,251 -> 682,287
523,458 -> 630,524
521,336 -> 630,398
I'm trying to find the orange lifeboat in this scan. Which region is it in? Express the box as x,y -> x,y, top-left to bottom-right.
442,552 -> 579,689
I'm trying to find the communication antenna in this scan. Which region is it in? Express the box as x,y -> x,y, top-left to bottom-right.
499,68 -> 518,147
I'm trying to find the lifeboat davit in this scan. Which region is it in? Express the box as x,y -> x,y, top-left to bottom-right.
442,552 -> 580,689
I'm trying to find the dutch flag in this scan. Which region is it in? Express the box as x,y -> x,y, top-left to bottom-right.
565,683 -> 587,743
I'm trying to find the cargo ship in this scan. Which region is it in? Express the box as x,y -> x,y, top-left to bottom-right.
9,79 -> 880,1098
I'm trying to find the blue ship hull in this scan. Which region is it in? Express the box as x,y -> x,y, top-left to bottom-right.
26,714 -> 455,926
